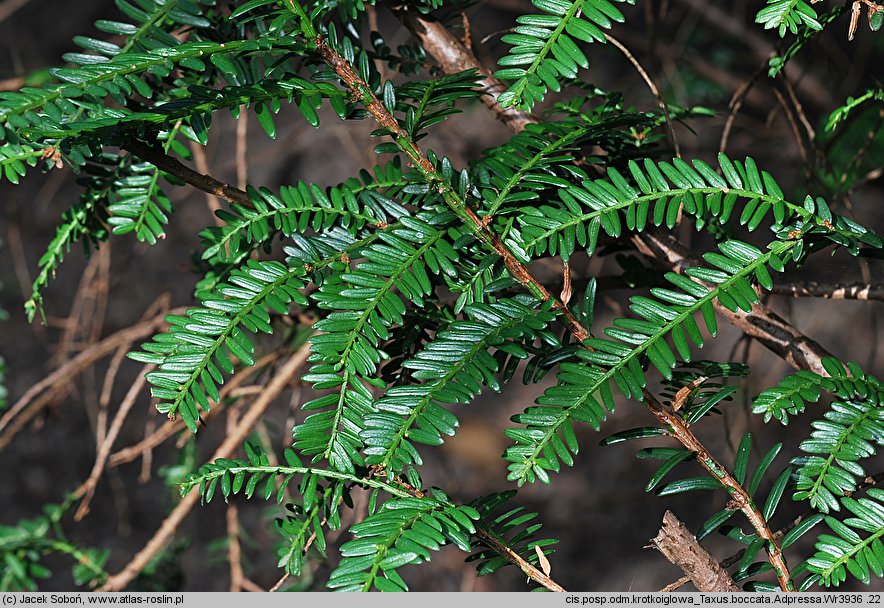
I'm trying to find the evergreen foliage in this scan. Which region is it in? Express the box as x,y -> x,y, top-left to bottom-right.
2,0 -> 883,593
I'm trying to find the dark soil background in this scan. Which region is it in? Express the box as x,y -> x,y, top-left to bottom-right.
1,0 -> 883,593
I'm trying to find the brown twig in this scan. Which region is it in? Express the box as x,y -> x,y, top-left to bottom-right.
672,0 -> 832,107
660,548 -> 745,592
719,62 -> 767,156
771,281 -> 884,301
664,472 -> 884,591
125,140 -> 251,207
74,365 -> 153,521
390,5 -> 835,376
383,471 -> 568,592
474,527 -> 567,592
268,572 -> 289,592
772,87 -> 810,167
630,230 -> 833,375
312,31 -> 589,342
652,510 -> 740,592
98,293 -> 172,448
98,345 -> 310,591
236,106 -> 249,190
52,245 -> 110,368
226,503 -> 245,592
189,141 -> 224,223
643,390 -> 793,591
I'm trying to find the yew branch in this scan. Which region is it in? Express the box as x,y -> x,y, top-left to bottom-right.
643,390 -> 793,591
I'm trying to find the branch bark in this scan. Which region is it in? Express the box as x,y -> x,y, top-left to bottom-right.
125,140 -> 251,208
313,33 -> 589,341
652,510 -> 741,592
631,230 -> 833,376
771,281 -> 884,301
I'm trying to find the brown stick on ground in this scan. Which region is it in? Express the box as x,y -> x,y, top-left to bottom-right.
652,511 -> 741,592
108,352 -> 282,468
98,345 -> 310,592
74,365 -> 153,521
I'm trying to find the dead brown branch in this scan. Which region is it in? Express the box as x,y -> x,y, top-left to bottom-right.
474,527 -> 567,592
630,230 -> 833,375
108,352 -> 282,468
652,510 -> 740,592
227,503 -> 245,592
388,3 -> 538,133
720,62 -> 767,155
771,281 -> 884,301
0,309 -> 184,450
605,33 -> 680,158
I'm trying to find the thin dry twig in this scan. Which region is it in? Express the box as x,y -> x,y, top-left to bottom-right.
189,141 -> 224,223
108,352 -> 282,467
312,29 -> 590,342
268,572 -> 289,592
98,294 -> 172,448
125,140 -> 251,207
771,281 -> 884,301
236,106 -> 249,191
719,62 -> 767,155
605,33 -> 680,158
52,246 -> 109,367
772,87 -> 810,167
474,528 -> 566,592
74,365 -> 153,521
652,510 -> 740,592
98,345 -> 310,592
392,7 -> 835,377
389,3 -> 538,133
630,230 -> 833,375
227,503 -> 245,592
